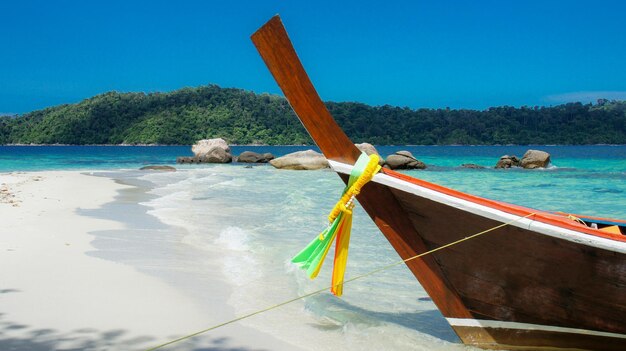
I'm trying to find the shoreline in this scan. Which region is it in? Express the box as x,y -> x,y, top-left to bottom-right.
3,143 -> 626,147
0,170 -> 302,350
89,170 -> 306,350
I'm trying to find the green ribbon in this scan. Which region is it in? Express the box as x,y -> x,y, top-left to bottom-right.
291,152 -> 370,278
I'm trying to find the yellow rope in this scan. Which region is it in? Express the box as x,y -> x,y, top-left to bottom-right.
327,154 -> 381,223
566,214 -> 587,226
144,211 -> 537,351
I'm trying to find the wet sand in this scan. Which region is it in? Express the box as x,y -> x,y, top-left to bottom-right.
0,171 -> 302,351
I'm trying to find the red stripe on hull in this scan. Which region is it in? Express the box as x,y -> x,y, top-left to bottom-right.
381,168 -> 626,243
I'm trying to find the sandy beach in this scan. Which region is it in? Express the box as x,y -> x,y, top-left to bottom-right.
0,171 -> 301,351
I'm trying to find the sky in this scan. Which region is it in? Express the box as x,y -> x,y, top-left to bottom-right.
1,0 -> 626,114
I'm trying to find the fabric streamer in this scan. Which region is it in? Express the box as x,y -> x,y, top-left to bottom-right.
291,152 -> 381,296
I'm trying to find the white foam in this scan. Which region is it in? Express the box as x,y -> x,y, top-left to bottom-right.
215,226 -> 251,252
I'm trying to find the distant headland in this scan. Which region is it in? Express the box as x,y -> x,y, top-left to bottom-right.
1,85 -> 624,145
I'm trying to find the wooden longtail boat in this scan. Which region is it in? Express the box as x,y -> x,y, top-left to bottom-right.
251,16 -> 626,350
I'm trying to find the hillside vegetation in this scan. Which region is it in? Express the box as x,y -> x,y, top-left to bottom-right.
1,85 -> 625,145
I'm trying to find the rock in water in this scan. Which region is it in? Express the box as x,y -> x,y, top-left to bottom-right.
198,147 -> 232,163
495,155 -> 520,168
183,138 -> 233,163
461,163 -> 485,169
176,156 -> 196,163
385,151 -> 427,170
520,149 -> 551,169
355,142 -> 384,165
269,150 -> 329,170
192,138 -> 231,155
140,165 -> 176,171
237,151 -> 275,163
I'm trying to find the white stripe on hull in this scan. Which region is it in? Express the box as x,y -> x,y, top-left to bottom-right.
328,160 -> 626,254
446,318 -> 626,339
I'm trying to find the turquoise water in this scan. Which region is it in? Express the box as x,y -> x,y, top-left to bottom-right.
0,145 -> 310,171
1,145 -> 625,172
3,145 -> 625,349
1,145 -> 624,218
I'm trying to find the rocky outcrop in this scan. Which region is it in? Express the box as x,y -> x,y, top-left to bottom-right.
495,150 -> 551,169
355,143 -> 384,165
385,151 -> 426,170
177,138 -> 233,164
269,150 -> 329,170
519,149 -> 551,169
177,150 -> 232,164
177,156 -> 199,163
495,155 -> 520,169
461,163 -> 485,169
192,138 -> 230,156
201,146 -> 232,163
236,151 -> 275,163
139,165 -> 176,171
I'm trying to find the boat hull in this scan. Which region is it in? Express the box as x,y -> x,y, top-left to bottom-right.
343,163 -> 626,350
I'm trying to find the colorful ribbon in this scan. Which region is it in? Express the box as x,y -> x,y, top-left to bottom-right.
291,153 -> 381,296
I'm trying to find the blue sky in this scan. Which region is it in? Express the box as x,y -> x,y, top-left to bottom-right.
1,0 -> 625,114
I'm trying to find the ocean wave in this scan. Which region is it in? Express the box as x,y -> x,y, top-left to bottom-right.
214,226 -> 251,252
592,187 -> 623,194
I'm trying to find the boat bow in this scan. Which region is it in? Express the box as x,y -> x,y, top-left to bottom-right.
252,15 -> 626,350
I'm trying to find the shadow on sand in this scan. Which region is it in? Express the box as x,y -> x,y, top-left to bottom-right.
0,314 -> 268,351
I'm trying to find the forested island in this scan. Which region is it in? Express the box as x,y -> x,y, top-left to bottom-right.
1,85 -> 625,145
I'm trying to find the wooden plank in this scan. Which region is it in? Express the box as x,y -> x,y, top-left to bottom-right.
251,16 -> 360,164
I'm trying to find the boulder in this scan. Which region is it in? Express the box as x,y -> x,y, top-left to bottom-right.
385,151 -> 427,170
269,150 -> 329,170
461,163 -> 485,169
520,149 -> 551,169
198,147 -> 232,163
139,165 -> 176,172
495,155 -> 520,169
189,138 -> 232,163
355,142 -> 384,165
192,138 -> 231,155
237,151 -> 275,163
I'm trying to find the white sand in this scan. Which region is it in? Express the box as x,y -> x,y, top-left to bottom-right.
0,171 -> 301,351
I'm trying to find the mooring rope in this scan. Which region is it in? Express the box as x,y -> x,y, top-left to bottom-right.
144,211 -> 537,351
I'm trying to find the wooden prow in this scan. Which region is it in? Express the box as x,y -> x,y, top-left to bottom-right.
251,15 -> 473,321
251,16 -> 361,164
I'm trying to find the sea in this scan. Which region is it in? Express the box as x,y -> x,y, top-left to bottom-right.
1,145 -> 625,350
